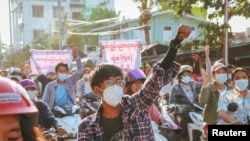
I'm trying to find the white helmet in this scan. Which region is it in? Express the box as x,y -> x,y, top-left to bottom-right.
177,65 -> 193,77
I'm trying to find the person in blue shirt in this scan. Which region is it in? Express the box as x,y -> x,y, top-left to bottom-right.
42,45 -> 83,109
19,79 -> 65,135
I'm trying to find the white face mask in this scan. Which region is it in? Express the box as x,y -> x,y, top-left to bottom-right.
58,73 -> 68,81
101,85 -> 123,107
27,90 -> 36,100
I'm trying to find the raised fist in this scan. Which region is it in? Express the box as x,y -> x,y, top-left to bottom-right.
71,43 -> 78,58
176,24 -> 192,40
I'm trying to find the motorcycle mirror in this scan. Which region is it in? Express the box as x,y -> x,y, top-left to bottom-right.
53,106 -> 67,114
72,105 -> 80,114
228,102 -> 238,112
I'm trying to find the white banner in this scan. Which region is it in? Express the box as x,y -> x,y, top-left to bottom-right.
30,49 -> 73,75
100,40 -> 142,73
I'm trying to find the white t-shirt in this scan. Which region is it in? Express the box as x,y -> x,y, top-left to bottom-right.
159,79 -> 177,96
216,86 -> 227,124
84,82 -> 92,94
217,87 -> 227,95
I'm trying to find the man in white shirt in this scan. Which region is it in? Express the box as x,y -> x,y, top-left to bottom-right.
77,68 -> 95,103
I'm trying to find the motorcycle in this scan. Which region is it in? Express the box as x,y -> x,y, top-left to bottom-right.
158,96 -> 183,141
187,102 -> 207,141
52,104 -> 81,141
160,93 -> 205,141
151,121 -> 169,141
42,128 -> 58,141
78,92 -> 100,119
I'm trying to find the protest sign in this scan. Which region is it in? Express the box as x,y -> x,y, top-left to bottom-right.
30,49 -> 73,74
100,40 -> 142,73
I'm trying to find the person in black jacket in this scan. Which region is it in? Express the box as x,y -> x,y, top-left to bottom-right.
19,79 -> 65,135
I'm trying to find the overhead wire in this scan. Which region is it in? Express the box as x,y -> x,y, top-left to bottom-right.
57,17 -> 147,36
66,24 -> 148,36
67,17 -> 120,30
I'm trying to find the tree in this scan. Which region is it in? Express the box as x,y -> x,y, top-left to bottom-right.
157,0 -> 250,60
133,0 -> 155,45
67,1 -> 119,51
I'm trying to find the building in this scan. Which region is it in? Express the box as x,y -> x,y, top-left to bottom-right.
88,10 -> 250,74
9,0 -> 115,51
89,10 -> 206,45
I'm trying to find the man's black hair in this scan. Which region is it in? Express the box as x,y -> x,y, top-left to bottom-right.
55,62 -> 69,72
90,63 -> 123,88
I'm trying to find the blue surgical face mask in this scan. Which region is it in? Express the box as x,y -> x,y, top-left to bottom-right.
234,79 -> 249,91
58,73 -> 68,81
30,76 -> 37,81
182,76 -> 191,83
215,73 -> 227,84
27,90 -> 36,100
83,74 -> 90,79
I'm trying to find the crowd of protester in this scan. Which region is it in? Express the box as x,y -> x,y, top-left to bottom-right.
0,24 -> 250,141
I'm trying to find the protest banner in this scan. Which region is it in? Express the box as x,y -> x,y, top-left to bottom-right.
100,40 -> 142,73
30,49 -> 73,74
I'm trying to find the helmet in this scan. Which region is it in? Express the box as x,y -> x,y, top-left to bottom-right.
177,65 -> 193,77
0,77 -> 38,126
125,69 -> 146,83
19,79 -> 37,89
7,67 -> 22,82
8,67 -> 22,75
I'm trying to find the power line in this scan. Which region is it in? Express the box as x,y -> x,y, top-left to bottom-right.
66,25 -> 148,36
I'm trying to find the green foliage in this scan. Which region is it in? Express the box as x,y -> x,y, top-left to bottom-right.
68,3 -> 119,49
132,0 -> 155,11
191,7 -> 207,20
67,31 -> 85,51
4,49 -> 30,68
157,0 -> 249,51
158,0 -> 250,19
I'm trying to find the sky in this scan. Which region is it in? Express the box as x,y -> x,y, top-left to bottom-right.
1,0 -> 250,46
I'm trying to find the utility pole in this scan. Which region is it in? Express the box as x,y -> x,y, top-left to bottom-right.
224,0 -> 228,65
9,0 -> 12,48
0,33 -> 2,68
58,0 -> 62,50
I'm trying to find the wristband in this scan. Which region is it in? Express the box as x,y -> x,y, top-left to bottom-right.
173,32 -> 184,45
